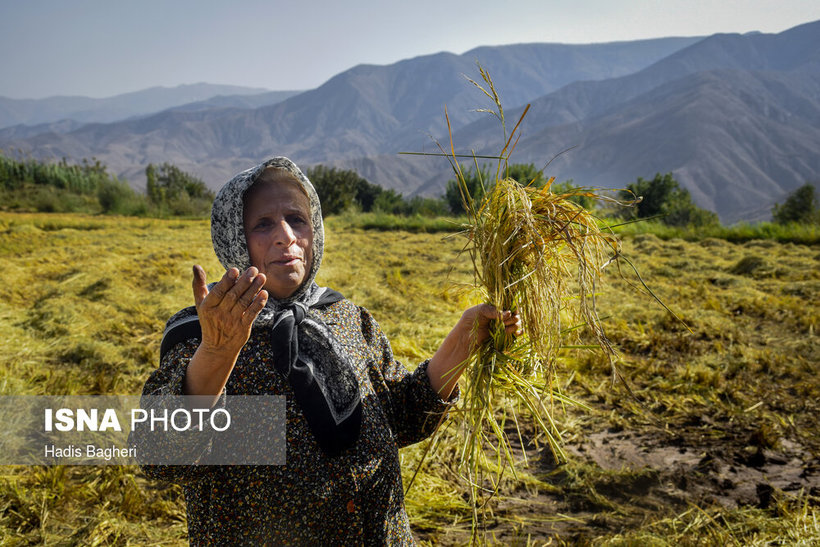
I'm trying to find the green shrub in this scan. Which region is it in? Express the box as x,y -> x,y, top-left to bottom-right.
620,172 -> 719,227
145,163 -> 213,216
97,179 -> 148,215
306,165 -> 363,216
772,183 -> 819,225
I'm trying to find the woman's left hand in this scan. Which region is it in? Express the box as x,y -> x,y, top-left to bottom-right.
426,304 -> 521,399
463,304 -> 522,346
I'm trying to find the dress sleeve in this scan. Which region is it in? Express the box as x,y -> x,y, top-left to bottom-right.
128,337 -> 224,485
358,306 -> 459,448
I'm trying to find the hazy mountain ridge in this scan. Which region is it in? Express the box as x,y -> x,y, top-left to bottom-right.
0,83 -> 276,129
162,90 -> 302,113
441,21 -> 820,145
512,68 -> 820,223
2,23 -> 818,221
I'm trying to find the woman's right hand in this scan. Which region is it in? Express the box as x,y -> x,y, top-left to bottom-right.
184,265 -> 268,398
192,265 -> 268,356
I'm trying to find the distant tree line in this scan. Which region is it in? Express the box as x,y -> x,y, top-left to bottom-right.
0,152 -> 213,217
2,152 -> 816,227
306,165 -> 449,217
308,162 -> 594,218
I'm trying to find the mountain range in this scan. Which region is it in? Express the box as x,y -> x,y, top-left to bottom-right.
0,83 -> 300,128
2,21 -> 818,222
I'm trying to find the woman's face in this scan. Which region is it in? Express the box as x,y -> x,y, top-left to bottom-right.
243,177 -> 314,299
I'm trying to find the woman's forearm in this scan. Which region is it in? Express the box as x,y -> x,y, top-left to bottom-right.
182,345 -> 241,406
426,324 -> 472,399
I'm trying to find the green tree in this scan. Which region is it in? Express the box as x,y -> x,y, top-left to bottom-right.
406,196 -> 448,217
354,178 -> 384,212
145,162 -> 213,202
307,165 -> 365,216
620,172 -> 718,227
445,164 -> 491,215
146,163 -> 159,204
506,163 -> 547,188
145,162 -> 214,216
772,183 -> 819,224
372,189 -> 407,215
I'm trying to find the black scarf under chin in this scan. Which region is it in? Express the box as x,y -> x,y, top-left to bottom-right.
266,287 -> 362,456
160,285 -> 362,457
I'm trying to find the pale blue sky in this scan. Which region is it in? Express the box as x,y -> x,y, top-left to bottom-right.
1,0 -> 818,99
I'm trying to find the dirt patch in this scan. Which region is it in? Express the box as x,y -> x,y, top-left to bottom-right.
422,418 -> 820,544
574,428 -> 818,509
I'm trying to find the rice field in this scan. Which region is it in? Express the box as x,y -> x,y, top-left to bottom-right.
0,211 -> 818,545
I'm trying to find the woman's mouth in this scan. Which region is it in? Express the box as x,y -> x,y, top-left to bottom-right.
272,256 -> 302,267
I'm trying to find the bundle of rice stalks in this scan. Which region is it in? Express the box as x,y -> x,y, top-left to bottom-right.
455,172 -> 619,459
412,66 -> 632,539
449,171 -> 623,534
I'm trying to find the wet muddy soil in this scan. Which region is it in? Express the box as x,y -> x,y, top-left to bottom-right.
422,415 -> 820,544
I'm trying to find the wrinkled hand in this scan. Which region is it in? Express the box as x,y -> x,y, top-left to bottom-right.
192,265 -> 268,357
460,304 -> 522,349
427,304 -> 522,398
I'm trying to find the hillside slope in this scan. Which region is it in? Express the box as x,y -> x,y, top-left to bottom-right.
411,21 -> 820,221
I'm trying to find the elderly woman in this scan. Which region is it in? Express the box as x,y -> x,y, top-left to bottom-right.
134,157 -> 520,545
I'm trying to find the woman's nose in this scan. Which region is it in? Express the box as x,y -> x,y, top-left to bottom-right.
273,220 -> 296,246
